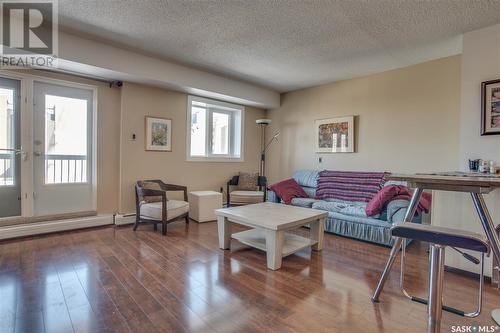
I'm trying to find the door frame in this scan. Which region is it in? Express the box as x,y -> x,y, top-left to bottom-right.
0,70 -> 98,220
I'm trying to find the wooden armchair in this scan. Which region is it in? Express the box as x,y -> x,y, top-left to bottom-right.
134,180 -> 189,235
227,175 -> 267,207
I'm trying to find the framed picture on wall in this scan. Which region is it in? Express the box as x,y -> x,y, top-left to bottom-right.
145,116 -> 172,151
481,79 -> 500,135
315,116 -> 355,153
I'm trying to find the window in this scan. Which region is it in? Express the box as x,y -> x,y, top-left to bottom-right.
44,94 -> 88,184
187,96 -> 244,161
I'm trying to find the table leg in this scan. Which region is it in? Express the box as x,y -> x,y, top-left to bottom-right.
310,217 -> 325,251
470,193 -> 500,325
217,216 -> 231,249
266,230 -> 284,270
372,187 -> 424,302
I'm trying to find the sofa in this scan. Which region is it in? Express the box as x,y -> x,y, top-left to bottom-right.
266,170 -> 422,246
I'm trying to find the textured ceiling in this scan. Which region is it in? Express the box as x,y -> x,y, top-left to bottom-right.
58,0 -> 500,92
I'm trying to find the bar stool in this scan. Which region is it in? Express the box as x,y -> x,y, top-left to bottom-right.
391,223 -> 490,333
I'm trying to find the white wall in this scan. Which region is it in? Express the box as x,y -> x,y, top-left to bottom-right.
433,24 -> 500,277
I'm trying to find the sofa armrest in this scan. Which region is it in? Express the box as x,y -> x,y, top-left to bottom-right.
387,199 -> 423,225
266,190 -> 281,203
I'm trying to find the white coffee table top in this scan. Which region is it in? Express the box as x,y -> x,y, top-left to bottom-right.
215,202 -> 327,230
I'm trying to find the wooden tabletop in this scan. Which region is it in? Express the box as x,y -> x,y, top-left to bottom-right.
387,172 -> 500,188
215,202 -> 328,231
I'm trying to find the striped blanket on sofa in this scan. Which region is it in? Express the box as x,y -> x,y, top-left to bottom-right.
316,171 -> 388,202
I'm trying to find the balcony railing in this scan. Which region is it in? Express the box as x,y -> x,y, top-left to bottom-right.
0,153 -> 87,185
46,154 -> 87,184
0,153 -> 14,186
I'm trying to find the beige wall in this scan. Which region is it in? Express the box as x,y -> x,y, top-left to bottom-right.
119,82 -> 265,213
266,55 -> 462,183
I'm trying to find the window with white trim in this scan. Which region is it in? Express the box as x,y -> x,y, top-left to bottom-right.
187,96 -> 244,161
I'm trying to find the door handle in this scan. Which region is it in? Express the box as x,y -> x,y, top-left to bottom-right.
0,147 -> 28,160
0,147 -> 22,153
33,151 -> 43,157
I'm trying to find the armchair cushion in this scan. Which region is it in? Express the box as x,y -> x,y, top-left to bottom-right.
230,190 -> 264,204
140,200 -> 189,221
142,181 -> 165,203
237,172 -> 259,190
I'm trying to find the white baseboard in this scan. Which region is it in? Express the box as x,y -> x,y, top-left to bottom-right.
114,213 -> 136,226
0,215 -> 114,240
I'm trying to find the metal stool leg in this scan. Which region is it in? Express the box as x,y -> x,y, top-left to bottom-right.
372,237 -> 403,302
400,244 -> 485,317
372,187 -> 424,302
428,245 -> 445,333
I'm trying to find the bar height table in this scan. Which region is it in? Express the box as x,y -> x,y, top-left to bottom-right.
371,173 -> 500,325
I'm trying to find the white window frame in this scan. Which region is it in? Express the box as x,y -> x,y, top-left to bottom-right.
186,95 -> 244,162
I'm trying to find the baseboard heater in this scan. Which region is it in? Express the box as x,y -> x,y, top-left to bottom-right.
114,213 -> 136,226
0,215 -> 114,241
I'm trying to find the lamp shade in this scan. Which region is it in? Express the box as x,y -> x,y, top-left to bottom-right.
256,119 -> 271,125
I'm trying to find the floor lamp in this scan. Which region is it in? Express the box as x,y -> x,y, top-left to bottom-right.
256,119 -> 280,178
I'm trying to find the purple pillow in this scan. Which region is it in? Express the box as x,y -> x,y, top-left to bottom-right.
366,185 -> 399,216
268,178 -> 309,205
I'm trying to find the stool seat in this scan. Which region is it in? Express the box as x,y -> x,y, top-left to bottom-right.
391,223 -> 490,253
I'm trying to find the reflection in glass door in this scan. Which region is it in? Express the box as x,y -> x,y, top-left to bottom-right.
0,78 -> 21,218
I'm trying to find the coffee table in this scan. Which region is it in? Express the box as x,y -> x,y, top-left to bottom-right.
215,202 -> 327,270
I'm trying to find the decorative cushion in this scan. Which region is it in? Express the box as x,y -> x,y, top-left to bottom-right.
237,172 -> 259,190
230,190 -> 264,204
142,181 -> 164,203
140,200 -> 189,220
316,170 -> 387,202
292,170 -> 319,188
366,185 -> 399,216
268,178 -> 309,205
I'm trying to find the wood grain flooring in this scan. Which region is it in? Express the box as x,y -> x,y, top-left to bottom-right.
0,220 -> 498,333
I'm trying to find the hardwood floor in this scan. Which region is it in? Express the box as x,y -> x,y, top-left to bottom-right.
0,220 -> 498,333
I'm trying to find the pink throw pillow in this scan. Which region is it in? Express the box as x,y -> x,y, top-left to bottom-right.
268,178 -> 309,205
366,185 -> 399,216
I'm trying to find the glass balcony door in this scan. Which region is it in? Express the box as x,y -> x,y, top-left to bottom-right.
33,81 -> 94,216
0,77 -> 21,218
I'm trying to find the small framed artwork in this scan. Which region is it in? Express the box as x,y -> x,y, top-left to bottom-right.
481,79 -> 500,135
315,116 -> 354,153
145,116 -> 172,151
